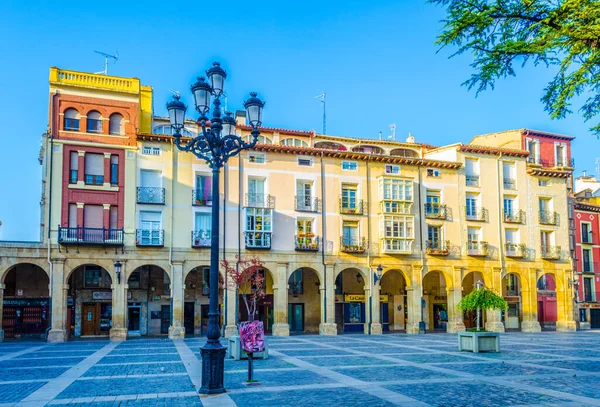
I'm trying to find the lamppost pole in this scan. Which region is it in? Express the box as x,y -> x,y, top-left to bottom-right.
166,62 -> 264,394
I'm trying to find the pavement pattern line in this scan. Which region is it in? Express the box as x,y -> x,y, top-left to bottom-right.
0,347 -> 44,362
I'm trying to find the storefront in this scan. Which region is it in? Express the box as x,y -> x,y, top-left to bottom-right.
502,296 -> 521,330
430,295 -> 448,331
2,298 -> 49,339
72,291 -> 112,337
339,294 -> 389,333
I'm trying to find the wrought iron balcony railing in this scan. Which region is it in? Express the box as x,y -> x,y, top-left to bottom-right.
84,174 -> 104,185
192,190 -> 212,206
466,207 -> 487,222
527,155 -> 541,165
554,157 -> 575,168
191,230 -> 211,248
136,229 -> 164,247
582,291 -> 600,303
424,203 -> 447,219
582,233 -> 594,244
467,241 -> 488,257
295,235 -> 320,251
136,187 -> 165,204
503,178 -> 516,190
426,240 -> 450,256
245,232 -> 272,249
466,175 -> 480,187
339,198 -> 364,215
58,226 -> 124,245
503,210 -> 525,224
340,237 -> 367,253
245,193 -> 275,208
582,261 -> 598,273
295,196 -> 320,212
539,210 -> 558,225
505,243 -> 525,258
540,245 -> 561,260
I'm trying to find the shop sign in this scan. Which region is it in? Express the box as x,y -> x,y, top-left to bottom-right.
3,298 -> 49,307
240,320 -> 265,353
152,295 -> 161,302
580,303 -> 600,308
344,294 -> 389,302
433,296 -> 447,301
17,289 -> 23,296
504,296 -> 520,302
92,292 -> 112,300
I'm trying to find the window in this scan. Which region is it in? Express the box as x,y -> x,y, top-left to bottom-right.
583,248 -> 592,272
139,211 -> 162,245
526,139 -> 540,163
297,156 -> 313,167
194,174 -> 212,205
69,152 -> 78,184
427,225 -> 441,247
296,181 -> 313,210
503,197 -> 514,217
289,269 -> 303,295
142,146 -> 161,155
425,191 -> 441,215
385,165 -> 400,174
583,277 -> 594,302
465,159 -> 479,186
505,228 -> 518,244
555,144 -> 566,166
248,152 -> 265,164
466,193 -> 478,217
64,108 -> 80,131
297,218 -> 313,235
245,134 -> 273,144
382,216 -> 413,239
195,212 -> 211,233
540,230 -> 553,250
426,168 -> 441,178
84,265 -> 104,288
87,111 -> 102,133
110,155 -> 118,185
83,204 -> 103,228
380,179 -> 412,201
505,274 -> 519,296
468,227 -> 481,243
342,161 -> 357,171
153,125 -> 194,137
84,153 -> 104,185
538,179 -> 548,187
503,162 -> 516,189
281,138 -> 309,147
582,223 -> 592,244
128,270 -> 141,289
109,113 -> 124,135
109,206 -> 118,229
246,208 -> 272,232
68,203 -> 77,228
341,184 -> 358,210
248,178 -> 266,206
342,222 -> 358,245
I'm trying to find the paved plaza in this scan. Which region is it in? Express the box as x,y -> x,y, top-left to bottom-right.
1,332 -> 600,406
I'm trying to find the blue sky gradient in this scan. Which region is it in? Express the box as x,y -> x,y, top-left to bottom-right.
0,0 -> 598,240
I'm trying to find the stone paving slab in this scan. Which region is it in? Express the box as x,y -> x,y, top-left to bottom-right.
83,362 -> 187,377
0,357 -> 86,368
0,381 -> 48,402
96,354 -> 181,364
56,376 -> 196,398
0,367 -> 70,382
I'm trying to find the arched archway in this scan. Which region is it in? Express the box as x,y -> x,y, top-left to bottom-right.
68,264 -> 113,338
423,270 -> 448,331
238,267 -> 275,333
184,266 -> 224,336
462,271 -> 486,329
537,273 -> 557,330
379,269 -> 408,332
502,273 -> 523,330
1,264 -> 50,339
334,268 -> 368,333
126,264 -> 171,337
288,267 -> 321,333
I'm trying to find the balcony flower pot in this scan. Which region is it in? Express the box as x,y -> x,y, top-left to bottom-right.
306,233 -> 315,237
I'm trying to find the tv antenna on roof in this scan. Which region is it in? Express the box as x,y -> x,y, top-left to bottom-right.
94,50 -> 119,75
314,92 -> 326,134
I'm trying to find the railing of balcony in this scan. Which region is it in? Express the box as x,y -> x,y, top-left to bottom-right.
340,237 -> 367,253
339,198 -> 365,215
424,203 -> 447,219
503,178 -> 516,190
583,291 -> 600,303
245,232 -> 272,249
540,245 -> 561,259
191,230 -> 211,248
245,193 -> 275,208
504,289 -> 520,297
553,157 -> 575,167
136,229 -> 164,247
58,226 -> 124,245
192,190 -> 213,206
505,243 -> 525,258
467,241 -> 488,256
136,187 -> 165,204
527,155 -> 541,165
582,233 -> 594,244
426,240 -> 449,256
295,196 -> 320,212
539,211 -> 558,225
466,175 -> 480,187
84,174 -> 104,185
503,210 -> 525,224
295,235 -> 320,251
466,207 -> 487,222
582,261 -> 598,273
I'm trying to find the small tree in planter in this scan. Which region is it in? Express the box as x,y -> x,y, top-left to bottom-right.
221,256 -> 266,322
457,281 -> 507,353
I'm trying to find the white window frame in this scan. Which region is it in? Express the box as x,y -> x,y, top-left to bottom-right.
142,145 -> 161,156
341,161 -> 358,171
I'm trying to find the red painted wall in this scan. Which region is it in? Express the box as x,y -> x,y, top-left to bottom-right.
575,208 -> 600,299
521,132 -> 572,168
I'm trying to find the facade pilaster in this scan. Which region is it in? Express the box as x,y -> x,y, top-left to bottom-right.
363,285 -> 371,334
48,259 -> 67,342
103,152 -> 111,188
556,270 -> 577,332
77,151 -> 85,183
447,287 -> 466,333
224,286 -> 238,337
485,269 -> 505,332
406,266 -> 423,334
319,263 -> 337,335
370,281 -> 382,334
272,262 -> 289,336
168,261 -> 186,339
110,261 -> 127,341
521,272 -> 542,332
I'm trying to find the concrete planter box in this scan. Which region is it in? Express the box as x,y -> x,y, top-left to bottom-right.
228,335 -> 269,361
458,331 -> 500,353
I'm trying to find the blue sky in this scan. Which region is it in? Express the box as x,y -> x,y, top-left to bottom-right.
0,0 -> 598,240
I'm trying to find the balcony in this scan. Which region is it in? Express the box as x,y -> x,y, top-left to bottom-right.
503,178 -> 516,190
426,240 -> 450,256
245,193 -> 275,208
582,233 -> 594,245
466,207 -> 487,222
191,230 -> 211,248
84,174 -> 104,185
295,196 -> 320,212
58,226 -> 124,246
539,211 -> 558,225
527,155 -> 541,165
505,243 -> 525,258
245,232 -> 272,249
582,262 -> 598,273
192,190 -> 212,206
137,187 -> 165,204
424,203 -> 447,220
467,241 -> 488,257
503,210 -> 525,224
540,245 -> 561,260
553,157 -> 575,168
136,229 -> 164,247
466,175 -> 480,187
380,201 -> 411,214
340,237 -> 367,253
582,291 -> 600,303
294,235 -> 320,251
339,198 -> 365,215
380,239 -> 412,254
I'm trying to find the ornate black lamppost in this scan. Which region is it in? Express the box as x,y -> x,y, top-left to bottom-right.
166,62 -> 265,394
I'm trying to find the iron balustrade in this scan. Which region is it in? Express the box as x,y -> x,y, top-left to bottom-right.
540,245 -> 561,259
136,229 -> 164,247
426,240 -> 449,256
294,235 -> 320,251
583,291 -> 600,303
340,237 -> 367,253
85,174 -> 104,185
527,156 -> 541,164
424,203 -> 447,219
245,231 -> 272,249
583,261 -> 598,273
539,210 -> 558,225
504,210 -> 525,224
57,226 -> 124,245
582,232 -> 594,244
136,187 -> 165,204
245,193 -> 275,208
468,241 -> 488,256
295,196 -> 320,212
466,175 -> 480,187
503,178 -> 516,189
339,198 -> 364,215
505,243 -> 525,258
192,230 -> 211,248
192,190 -> 213,206
554,157 -> 575,167
466,207 -> 487,221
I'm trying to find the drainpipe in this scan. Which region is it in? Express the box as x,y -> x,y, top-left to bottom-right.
497,153 -> 506,275
222,163 -> 228,335
418,161 -> 426,332
320,152 -> 327,325
169,140 -> 176,327
47,91 -> 58,336
366,158 -> 372,334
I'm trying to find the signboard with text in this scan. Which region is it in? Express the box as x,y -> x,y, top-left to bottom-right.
344,294 -> 389,302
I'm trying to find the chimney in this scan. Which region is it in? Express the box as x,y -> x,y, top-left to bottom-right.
583,170 -> 587,177
235,110 -> 246,126
406,132 -> 415,143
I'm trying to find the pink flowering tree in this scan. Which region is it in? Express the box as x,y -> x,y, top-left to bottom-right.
221,256 -> 266,322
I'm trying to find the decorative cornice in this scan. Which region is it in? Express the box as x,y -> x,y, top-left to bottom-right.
527,168 -> 572,178
459,144 -> 530,157
574,202 -> 600,213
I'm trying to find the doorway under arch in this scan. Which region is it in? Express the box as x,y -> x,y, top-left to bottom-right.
423,271 -> 448,331
334,268 -> 367,333
379,270 -> 408,332
537,273 -> 557,330
288,267 -> 321,334
502,273 -> 523,330
126,265 -> 171,337
184,266 -> 224,336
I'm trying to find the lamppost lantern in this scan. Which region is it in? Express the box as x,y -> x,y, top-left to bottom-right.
244,92 -> 265,128
166,95 -> 187,134
114,261 -> 122,284
374,265 -> 383,284
191,76 -> 213,115
222,111 -> 236,136
206,62 -> 227,98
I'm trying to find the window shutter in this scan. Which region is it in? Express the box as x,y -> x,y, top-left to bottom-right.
84,205 -> 104,228
85,153 -> 104,176
141,170 -> 161,187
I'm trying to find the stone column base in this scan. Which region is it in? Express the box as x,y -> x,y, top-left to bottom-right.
485,322 -> 505,333
406,323 -> 420,334
319,323 -> 337,336
370,323 -> 383,335
556,320 -> 577,332
579,322 -> 591,330
168,326 -> 186,339
110,328 -> 128,341
47,329 -> 67,343
446,320 -> 466,334
224,324 -> 238,338
521,320 -> 542,332
272,323 -> 290,336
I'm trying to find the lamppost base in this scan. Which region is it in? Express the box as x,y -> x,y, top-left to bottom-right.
199,343 -> 227,394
